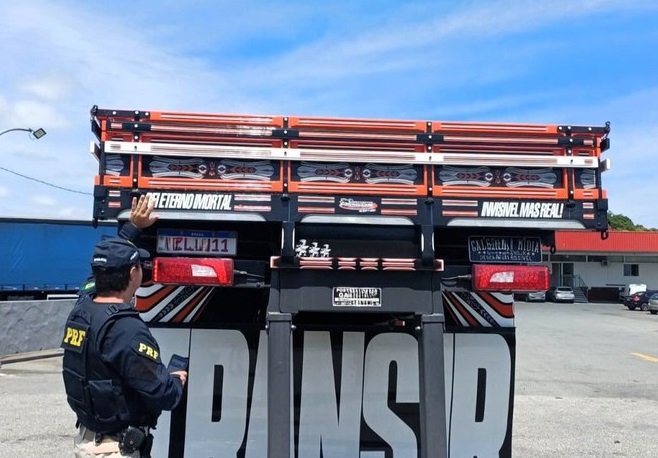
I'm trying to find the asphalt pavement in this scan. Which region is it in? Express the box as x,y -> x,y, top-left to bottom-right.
513,300 -> 658,457
0,354 -> 75,457
1,301 -> 657,457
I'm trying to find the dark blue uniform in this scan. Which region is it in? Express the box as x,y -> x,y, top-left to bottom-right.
62,222 -> 183,436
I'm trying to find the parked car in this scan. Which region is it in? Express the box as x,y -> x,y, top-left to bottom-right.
624,290 -> 658,311
648,293 -> 658,315
621,283 -> 647,301
546,286 -> 575,303
524,291 -> 546,302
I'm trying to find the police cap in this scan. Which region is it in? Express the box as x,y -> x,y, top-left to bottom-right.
91,237 -> 150,270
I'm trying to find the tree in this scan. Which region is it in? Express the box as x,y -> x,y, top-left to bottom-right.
607,212 -> 656,231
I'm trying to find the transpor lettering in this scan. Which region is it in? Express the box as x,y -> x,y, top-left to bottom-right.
172,328 -> 513,457
150,192 -> 233,211
184,330 -> 250,457
448,333 -> 511,457
362,333 -> 420,456
481,201 -> 564,219
469,237 -> 540,255
298,332 -> 364,457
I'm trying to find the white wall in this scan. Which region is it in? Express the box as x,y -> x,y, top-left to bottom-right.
568,262 -> 658,289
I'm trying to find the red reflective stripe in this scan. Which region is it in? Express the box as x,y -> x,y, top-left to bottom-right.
136,285 -> 177,312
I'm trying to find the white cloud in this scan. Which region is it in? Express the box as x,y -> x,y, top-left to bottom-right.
2,99 -> 70,130
30,195 -> 57,207
19,75 -> 73,101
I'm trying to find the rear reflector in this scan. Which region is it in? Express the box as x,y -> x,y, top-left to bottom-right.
153,257 -> 234,286
472,264 -> 549,292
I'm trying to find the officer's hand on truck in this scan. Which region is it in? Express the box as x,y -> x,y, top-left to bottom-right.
129,194 -> 158,230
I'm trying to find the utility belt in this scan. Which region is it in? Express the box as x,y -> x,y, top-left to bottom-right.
94,425 -> 153,457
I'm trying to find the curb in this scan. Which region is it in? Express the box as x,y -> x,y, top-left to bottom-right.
0,348 -> 64,365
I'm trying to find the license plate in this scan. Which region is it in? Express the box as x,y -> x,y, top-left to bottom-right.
157,229 -> 237,256
332,287 -> 382,307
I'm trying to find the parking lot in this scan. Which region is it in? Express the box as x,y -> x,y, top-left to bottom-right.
1,301 -> 658,457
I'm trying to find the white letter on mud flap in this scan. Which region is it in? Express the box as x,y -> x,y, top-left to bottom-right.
184,329 -> 250,457
297,331 -> 365,458
449,333 -> 511,457
362,333 -> 419,458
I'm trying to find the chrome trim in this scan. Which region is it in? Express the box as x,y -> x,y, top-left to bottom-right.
300,215 -> 413,225
104,141 -> 599,168
116,210 -> 266,222
446,218 -> 586,229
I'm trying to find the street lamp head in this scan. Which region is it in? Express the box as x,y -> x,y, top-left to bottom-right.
31,128 -> 47,140
0,127 -> 47,139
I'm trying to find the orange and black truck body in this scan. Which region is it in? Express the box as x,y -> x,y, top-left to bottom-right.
89,106 -> 610,457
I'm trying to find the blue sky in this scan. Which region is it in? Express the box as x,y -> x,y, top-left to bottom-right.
1,0 -> 657,227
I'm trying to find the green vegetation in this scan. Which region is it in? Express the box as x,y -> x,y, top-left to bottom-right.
608,212 -> 657,231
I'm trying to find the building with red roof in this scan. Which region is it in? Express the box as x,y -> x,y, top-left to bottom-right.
546,231 -> 658,302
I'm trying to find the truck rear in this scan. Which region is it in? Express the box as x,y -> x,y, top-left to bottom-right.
89,107 -> 609,457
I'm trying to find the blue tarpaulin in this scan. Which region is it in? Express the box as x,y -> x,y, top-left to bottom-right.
0,219 -> 117,291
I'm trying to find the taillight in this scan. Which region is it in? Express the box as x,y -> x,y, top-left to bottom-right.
153,257 -> 234,286
472,264 -> 549,292
632,295 -> 640,302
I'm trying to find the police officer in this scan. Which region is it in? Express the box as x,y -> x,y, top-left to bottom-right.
62,195 -> 187,458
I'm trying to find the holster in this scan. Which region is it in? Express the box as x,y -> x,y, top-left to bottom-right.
118,426 -> 151,456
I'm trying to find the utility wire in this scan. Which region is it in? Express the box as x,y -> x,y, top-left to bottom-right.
0,165 -> 92,195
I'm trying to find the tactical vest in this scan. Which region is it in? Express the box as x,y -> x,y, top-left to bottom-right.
61,297 -> 140,433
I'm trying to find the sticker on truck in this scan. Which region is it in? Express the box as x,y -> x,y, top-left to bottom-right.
332,287 -> 382,307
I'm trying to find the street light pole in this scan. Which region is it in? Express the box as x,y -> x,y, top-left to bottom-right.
0,127 -> 47,139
